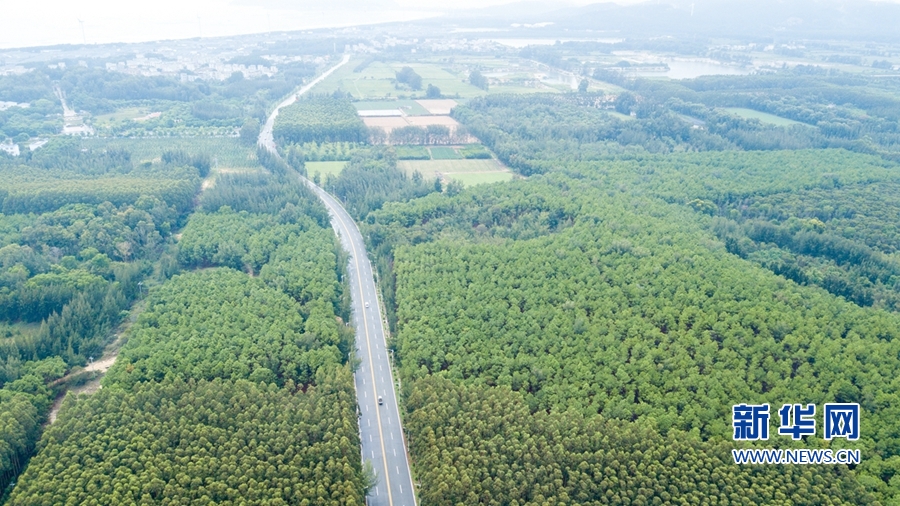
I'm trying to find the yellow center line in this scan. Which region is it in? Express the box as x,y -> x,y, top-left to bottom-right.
329,197 -> 394,505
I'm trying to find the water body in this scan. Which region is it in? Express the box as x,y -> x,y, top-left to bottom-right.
635,60 -> 751,80
490,38 -> 623,48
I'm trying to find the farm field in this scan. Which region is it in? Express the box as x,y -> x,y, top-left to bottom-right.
416,99 -> 459,114
313,56 -> 613,100
429,146 -> 462,159
354,100 -> 430,115
722,107 -> 805,126
306,161 -> 347,179
363,114 -> 463,135
315,58 -> 487,99
398,159 -> 514,187
405,116 -> 460,128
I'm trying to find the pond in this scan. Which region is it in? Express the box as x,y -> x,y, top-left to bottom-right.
635,60 -> 751,79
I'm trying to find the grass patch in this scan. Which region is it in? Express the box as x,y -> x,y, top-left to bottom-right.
605,111 -> 635,121
0,321 -> 41,340
722,108 -> 804,126
306,161 -> 347,179
93,107 -> 155,126
429,147 -> 462,160
395,146 -> 431,160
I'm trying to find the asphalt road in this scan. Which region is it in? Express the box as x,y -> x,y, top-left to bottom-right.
259,55 -> 417,506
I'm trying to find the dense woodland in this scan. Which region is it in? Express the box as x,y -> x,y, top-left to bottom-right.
6,166 -> 366,503
323,147 -> 438,220
10,373 -> 363,505
274,97 -> 369,144
342,79 -> 900,503
407,376 -> 872,505
4,37 -> 900,504
0,140 -> 203,496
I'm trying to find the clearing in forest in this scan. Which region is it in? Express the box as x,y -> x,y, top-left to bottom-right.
398,159 -> 514,187
722,107 -> 805,126
307,161 -> 348,179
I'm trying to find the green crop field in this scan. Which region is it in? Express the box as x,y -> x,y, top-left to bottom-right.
395,146 -> 431,160
429,147 -> 462,159
306,161 -> 348,179
722,108 -> 804,126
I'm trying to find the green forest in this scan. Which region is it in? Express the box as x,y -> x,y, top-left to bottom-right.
274,97 -> 369,144
5,23 -> 900,505
0,139 -> 203,496
5,166 -> 366,503
345,76 -> 900,503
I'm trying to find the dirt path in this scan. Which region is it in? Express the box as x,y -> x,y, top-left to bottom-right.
47,300 -> 144,424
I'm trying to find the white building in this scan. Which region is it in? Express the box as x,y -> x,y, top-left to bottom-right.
0,143 -> 20,157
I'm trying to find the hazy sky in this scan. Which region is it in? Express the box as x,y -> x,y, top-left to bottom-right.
0,0 -> 609,49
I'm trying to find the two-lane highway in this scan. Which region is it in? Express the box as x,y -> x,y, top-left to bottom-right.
259,55 -> 417,506
307,185 -> 417,506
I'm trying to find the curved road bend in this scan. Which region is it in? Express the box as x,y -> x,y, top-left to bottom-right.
260,55 -> 418,506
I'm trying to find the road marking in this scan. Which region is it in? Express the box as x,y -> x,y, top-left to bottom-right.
368,419 -> 370,427
393,448 -> 396,456
330,203 -> 396,506
369,434 -> 372,441
397,466 -> 399,475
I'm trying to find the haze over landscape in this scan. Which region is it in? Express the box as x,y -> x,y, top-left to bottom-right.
2,0 -> 900,504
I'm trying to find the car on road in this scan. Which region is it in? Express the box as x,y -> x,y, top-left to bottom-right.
365,302 -> 369,308
378,396 -> 383,405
